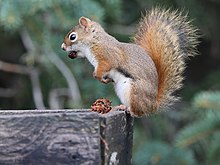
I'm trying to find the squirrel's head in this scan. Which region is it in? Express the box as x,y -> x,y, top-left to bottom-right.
61,17 -> 103,59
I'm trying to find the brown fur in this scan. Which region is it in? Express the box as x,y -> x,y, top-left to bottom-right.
91,45 -> 112,81
134,8 -> 199,109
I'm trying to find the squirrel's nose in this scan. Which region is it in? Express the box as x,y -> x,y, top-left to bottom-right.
61,43 -> 67,51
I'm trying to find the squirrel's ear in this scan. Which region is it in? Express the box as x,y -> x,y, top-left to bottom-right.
79,17 -> 92,31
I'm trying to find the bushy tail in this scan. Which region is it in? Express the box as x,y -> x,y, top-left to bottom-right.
134,7 -> 199,108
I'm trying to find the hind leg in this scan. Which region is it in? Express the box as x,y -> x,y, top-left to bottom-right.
129,80 -> 158,117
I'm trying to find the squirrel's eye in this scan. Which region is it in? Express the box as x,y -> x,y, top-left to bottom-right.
68,32 -> 78,42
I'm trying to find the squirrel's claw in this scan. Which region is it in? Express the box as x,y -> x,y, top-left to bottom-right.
93,71 -> 113,84
101,77 -> 113,84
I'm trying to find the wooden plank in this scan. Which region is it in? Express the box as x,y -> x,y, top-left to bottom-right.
0,109 -> 133,165
100,111 -> 133,165
0,110 -> 100,165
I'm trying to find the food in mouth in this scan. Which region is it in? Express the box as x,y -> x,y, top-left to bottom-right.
68,51 -> 77,59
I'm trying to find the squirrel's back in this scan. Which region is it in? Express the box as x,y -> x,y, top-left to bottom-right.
134,7 -> 199,109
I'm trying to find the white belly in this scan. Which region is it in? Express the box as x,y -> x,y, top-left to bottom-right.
108,69 -> 131,106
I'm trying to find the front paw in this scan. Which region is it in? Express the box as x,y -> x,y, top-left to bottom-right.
101,76 -> 113,84
93,72 -> 112,84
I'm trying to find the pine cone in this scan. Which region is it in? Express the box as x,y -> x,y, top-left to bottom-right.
90,98 -> 112,114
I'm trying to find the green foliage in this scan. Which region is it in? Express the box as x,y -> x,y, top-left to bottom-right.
207,133 -> 220,165
0,0 -> 105,30
176,114 -> 220,148
176,0 -> 220,40
133,141 -> 195,165
193,91 -> 220,110
98,0 -> 121,22
175,90 -> 220,164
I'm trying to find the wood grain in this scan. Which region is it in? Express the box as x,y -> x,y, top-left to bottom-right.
0,109 -> 133,165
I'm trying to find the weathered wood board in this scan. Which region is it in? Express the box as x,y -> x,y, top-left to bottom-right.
0,109 -> 133,165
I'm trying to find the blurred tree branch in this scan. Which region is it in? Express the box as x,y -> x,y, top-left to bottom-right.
29,68 -> 46,109
46,49 -> 82,106
49,88 -> 70,109
0,60 -> 29,75
0,60 -> 45,109
20,28 -> 82,107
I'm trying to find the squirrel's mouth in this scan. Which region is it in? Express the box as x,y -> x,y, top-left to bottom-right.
68,51 -> 77,59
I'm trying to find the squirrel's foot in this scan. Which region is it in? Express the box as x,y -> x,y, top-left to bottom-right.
112,105 -> 130,114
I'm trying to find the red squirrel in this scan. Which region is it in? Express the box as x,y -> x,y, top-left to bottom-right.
61,8 -> 199,117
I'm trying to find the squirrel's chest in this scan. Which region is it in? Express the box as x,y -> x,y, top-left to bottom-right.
84,48 -> 98,68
